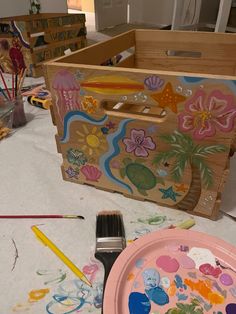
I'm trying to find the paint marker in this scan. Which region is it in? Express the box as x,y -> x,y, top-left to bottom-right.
27,96 -> 51,110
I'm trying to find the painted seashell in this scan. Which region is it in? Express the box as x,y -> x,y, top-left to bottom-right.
81,165 -> 102,182
144,75 -> 164,91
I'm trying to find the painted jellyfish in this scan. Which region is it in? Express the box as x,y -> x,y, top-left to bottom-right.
52,70 -> 81,124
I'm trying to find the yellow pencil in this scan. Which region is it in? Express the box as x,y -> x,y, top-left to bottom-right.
31,225 -> 92,287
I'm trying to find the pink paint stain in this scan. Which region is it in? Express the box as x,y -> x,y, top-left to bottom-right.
199,263 -> 222,278
82,263 -> 99,283
179,255 -> 196,269
156,255 -> 179,273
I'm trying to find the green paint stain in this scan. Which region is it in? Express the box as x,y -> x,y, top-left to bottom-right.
138,215 -> 166,225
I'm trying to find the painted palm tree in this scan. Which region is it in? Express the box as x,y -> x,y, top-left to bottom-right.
153,131 -> 226,211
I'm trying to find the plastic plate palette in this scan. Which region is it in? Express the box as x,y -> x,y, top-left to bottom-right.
104,229 -> 236,314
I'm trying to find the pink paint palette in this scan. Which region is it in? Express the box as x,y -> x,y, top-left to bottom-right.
104,229 -> 236,314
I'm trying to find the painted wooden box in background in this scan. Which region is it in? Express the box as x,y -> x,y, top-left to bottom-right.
0,13 -> 86,77
44,30 -> 236,219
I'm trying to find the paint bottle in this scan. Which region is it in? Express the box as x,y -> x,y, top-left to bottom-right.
27,96 -> 51,110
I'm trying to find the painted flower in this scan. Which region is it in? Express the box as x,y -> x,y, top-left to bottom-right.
82,96 -> 99,114
65,166 -> 79,179
178,89 -> 236,140
67,148 -> 87,167
123,129 -> 156,157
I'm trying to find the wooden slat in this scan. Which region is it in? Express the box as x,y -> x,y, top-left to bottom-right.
116,54 -> 135,68
54,30 -> 135,66
136,57 -> 236,76
29,23 -> 86,47
32,36 -> 86,64
135,29 -> 236,76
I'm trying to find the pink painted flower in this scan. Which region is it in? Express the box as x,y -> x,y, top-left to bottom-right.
178,89 -> 236,140
123,129 -> 156,157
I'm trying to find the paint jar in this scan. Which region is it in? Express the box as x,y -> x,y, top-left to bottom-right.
0,100 -> 14,140
11,96 -> 27,128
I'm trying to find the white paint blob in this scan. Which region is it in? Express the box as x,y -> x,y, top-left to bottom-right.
187,247 -> 216,269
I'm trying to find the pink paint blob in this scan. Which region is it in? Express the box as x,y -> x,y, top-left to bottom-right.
220,273 -> 233,286
179,255 -> 196,269
156,255 -> 179,273
199,263 -> 222,278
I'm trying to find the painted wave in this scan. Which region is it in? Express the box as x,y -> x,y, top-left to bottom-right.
100,119 -> 134,194
61,111 -> 108,143
179,76 -> 236,94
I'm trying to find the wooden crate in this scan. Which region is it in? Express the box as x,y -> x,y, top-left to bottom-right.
44,30 -> 236,219
0,13 -> 86,77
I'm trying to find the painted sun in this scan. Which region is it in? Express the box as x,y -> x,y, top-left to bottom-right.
77,125 -> 107,156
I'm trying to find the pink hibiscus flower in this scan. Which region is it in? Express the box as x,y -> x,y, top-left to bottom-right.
178,89 -> 236,140
123,129 -> 156,157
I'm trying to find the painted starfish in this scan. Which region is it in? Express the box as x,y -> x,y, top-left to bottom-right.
151,82 -> 186,113
159,186 -> 181,202
175,183 -> 188,193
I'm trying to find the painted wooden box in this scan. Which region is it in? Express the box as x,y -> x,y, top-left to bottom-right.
44,30 -> 236,219
0,13 -> 86,77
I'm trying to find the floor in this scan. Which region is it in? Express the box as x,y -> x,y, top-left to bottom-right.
68,9 -> 162,45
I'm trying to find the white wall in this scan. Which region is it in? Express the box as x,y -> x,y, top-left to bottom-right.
0,0 -> 29,18
40,0 -> 68,13
0,0 -> 68,18
129,0 -> 220,27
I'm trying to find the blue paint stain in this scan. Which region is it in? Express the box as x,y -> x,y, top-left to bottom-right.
226,303 -> 236,314
101,127 -> 109,134
46,295 -> 86,314
135,258 -> 145,269
61,111 -> 108,143
99,119 -> 133,193
145,287 -> 169,306
128,292 -> 151,314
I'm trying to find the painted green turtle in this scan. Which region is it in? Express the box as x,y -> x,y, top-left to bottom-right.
120,158 -> 164,196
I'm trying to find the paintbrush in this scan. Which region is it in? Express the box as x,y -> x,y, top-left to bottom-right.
0,214 -> 85,219
95,211 -> 126,311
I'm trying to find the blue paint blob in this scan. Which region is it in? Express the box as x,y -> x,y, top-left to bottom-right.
142,268 -> 160,289
174,274 -> 187,290
128,292 -> 151,314
226,303 -> 236,314
145,286 -> 169,306
176,292 -> 188,301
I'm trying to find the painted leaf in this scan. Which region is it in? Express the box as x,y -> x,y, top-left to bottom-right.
171,155 -> 189,182
193,157 -> 213,188
194,145 -> 227,156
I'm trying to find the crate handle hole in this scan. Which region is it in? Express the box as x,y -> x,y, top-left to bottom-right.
166,50 -> 202,58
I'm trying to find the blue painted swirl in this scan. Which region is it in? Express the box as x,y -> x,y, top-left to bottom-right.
100,119 -> 134,193
61,111 -> 108,143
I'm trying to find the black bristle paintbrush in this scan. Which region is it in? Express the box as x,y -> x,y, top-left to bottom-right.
95,211 -> 126,310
